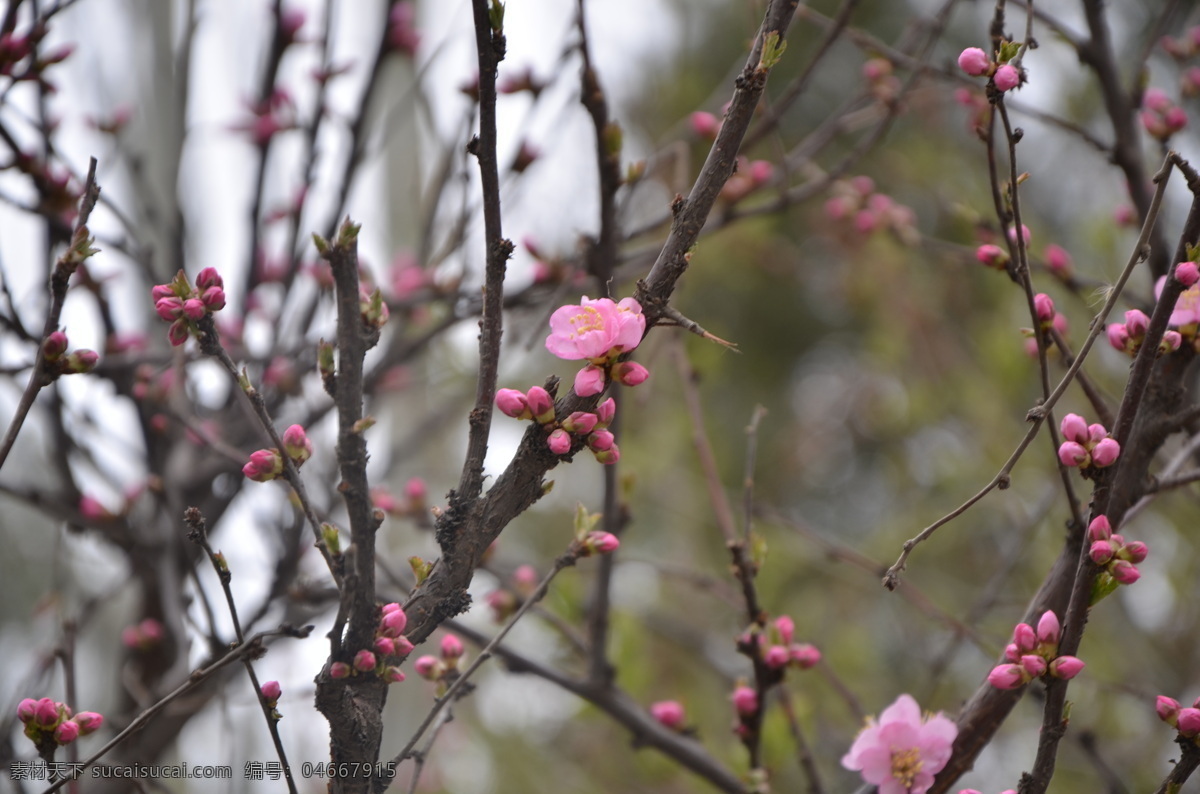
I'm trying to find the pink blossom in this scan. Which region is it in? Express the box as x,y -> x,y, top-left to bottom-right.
16,699 -> 37,723
651,700 -> 686,729
1049,655 -> 1085,680
1179,708 -> 1200,736
993,64 -> 1020,92
841,694 -> 957,794
1107,323 -> 1131,353
1060,413 -> 1088,444
1156,274 -> 1200,327
34,698 -> 60,728
574,364 -> 606,396
440,634 -> 464,660
957,47 -> 990,76
1091,437 -> 1120,467
547,428 -> 572,455
380,606 -> 408,638
260,680 -> 281,701
545,296 -> 645,361
375,637 -> 396,657
1177,261 -> 1200,287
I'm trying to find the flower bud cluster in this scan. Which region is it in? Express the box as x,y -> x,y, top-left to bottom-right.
862,57 -> 901,103
1086,515 -> 1148,594
719,156 -> 774,204
496,385 -> 623,465
242,424 -> 313,482
1141,88 -> 1188,141
484,564 -> 538,623
17,697 -> 103,751
986,611 -> 1084,690
824,176 -> 919,245
957,46 -> 1021,92
121,618 -> 165,651
152,268 -> 226,347
414,634 -> 466,695
330,603 -> 411,684
545,296 -> 648,397
1156,694 -> 1200,739
371,477 -> 428,518
1057,413 -> 1120,471
1107,308 -> 1181,357
40,330 -> 99,376
1020,293 -> 1069,357
752,615 -> 822,674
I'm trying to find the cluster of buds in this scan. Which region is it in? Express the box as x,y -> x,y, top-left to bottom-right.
986,611 -> 1084,689
569,503 -> 620,559
232,88 -> 297,146
823,176 -> 919,245
242,424 -> 313,482
750,615 -> 821,674
152,268 -> 226,347
1141,88 -> 1188,141
121,618 -> 165,651
544,296 -> 648,397
957,45 -> 1022,93
0,26 -> 74,85
497,384 -> 623,465
1106,308 -> 1181,357
862,57 -> 901,103
413,634 -> 466,695
730,683 -> 759,738
329,603 -> 411,684
485,564 -> 539,623
371,477 -> 428,518
719,156 -> 775,204
1021,293 -> 1068,357
1156,695 -> 1200,739
1087,515 -> 1148,599
17,698 -> 103,751
41,331 -> 98,376
1057,413 -> 1120,471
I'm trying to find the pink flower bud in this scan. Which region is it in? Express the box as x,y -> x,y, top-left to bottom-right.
594,442 -> 620,464
43,331 -> 68,361
17,699 -> 37,724
392,636 -> 415,657
1004,643 -> 1021,663
1058,441 -> 1089,467
596,398 -> 616,428
1034,293 -> 1055,324
182,298 -> 206,321
732,686 -> 758,717
167,319 -> 190,347
976,244 -> 1009,269
1119,540 -> 1148,563
382,666 -> 405,683
774,615 -> 795,645
1091,437 -> 1120,467
1179,707 -> 1200,736
65,350 -> 99,374
414,655 -> 441,679
201,286 -> 226,311
353,650 -> 377,672
155,297 -> 184,321
54,720 -> 80,745
1177,261 -> 1200,287
1044,244 -> 1073,277
380,607 -> 408,638
957,47 -> 990,76
690,111 -> 720,138
330,661 -> 351,679
562,411 -> 599,435
987,663 -> 1026,689
1060,413 -> 1088,444
763,645 -> 790,669
1049,655 -> 1085,680
404,477 -> 427,503
588,429 -> 616,452
243,448 -> 283,482
496,388 -> 530,419
574,364 -> 606,397
282,424 -> 312,465
526,386 -> 555,424
375,637 -> 396,657
1087,515 -> 1112,542
151,284 -> 175,301
1036,611 -> 1060,647
1109,559 -> 1140,584
1013,622 -> 1037,653
1020,654 -> 1047,678
1089,539 -> 1115,565
35,698 -> 60,728
613,361 -> 649,387
261,680 -> 281,701
547,428 -> 572,455
441,634 -> 464,660
1123,309 -> 1149,337
72,711 -> 102,736
993,63 -> 1020,92
196,267 -> 223,291
582,530 -> 620,555
651,700 -> 686,729
1107,323 -> 1130,352
382,601 -> 402,614
1157,695 -> 1182,725
1161,330 -> 1183,353
789,643 -> 821,669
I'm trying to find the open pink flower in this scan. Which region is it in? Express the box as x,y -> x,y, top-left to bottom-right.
545,297 -> 645,361
1155,274 -> 1200,327
841,694 -> 957,794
